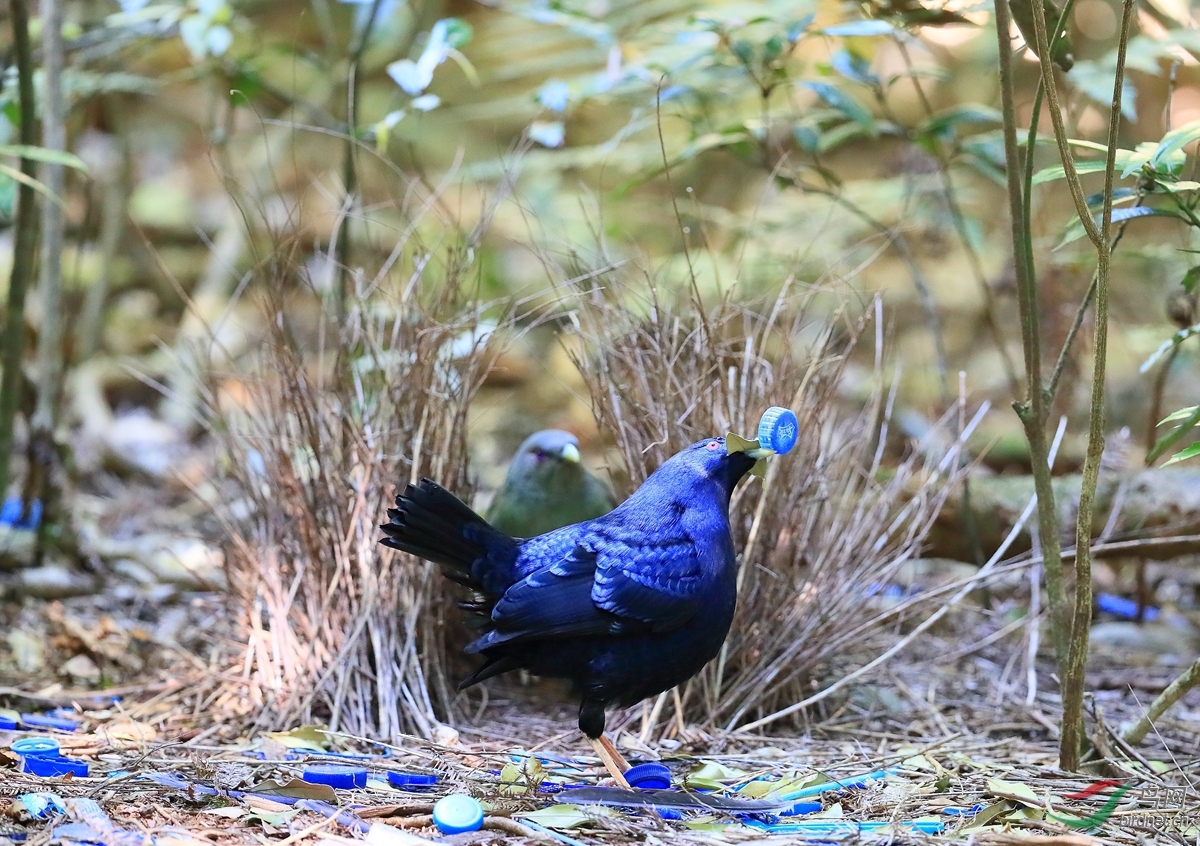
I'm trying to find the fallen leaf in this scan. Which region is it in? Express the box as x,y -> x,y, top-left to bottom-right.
987,778 -> 1041,807
246,778 -> 337,802
520,804 -> 613,830
263,725 -> 330,752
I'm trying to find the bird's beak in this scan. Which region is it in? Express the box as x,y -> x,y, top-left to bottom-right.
559,443 -> 582,464
725,433 -> 774,479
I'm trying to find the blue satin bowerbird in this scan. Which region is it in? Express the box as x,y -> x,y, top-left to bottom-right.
380,413 -> 796,784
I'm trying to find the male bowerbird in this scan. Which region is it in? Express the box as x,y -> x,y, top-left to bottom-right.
380,413 -> 795,785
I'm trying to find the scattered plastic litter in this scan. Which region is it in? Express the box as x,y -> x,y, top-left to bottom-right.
1097,592 -> 1159,620
12,737 -> 61,758
431,794 -> 484,834
778,767 -> 897,800
19,754 -> 89,778
757,407 -> 799,454
15,793 -> 68,820
0,497 -> 41,529
386,770 -> 439,789
20,713 -> 80,732
942,803 -> 985,816
623,762 -> 671,789
742,818 -> 945,835
302,763 -> 367,789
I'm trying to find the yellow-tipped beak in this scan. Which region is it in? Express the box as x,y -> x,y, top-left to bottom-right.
725,432 -> 774,478
559,443 -> 581,464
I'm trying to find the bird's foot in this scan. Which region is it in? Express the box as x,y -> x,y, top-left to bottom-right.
589,735 -> 631,789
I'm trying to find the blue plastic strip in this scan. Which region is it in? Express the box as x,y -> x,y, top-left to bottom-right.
742,819 -> 944,835
778,768 -> 897,801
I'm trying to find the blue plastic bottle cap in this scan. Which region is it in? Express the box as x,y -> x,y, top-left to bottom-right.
20,713 -> 79,732
432,794 -> 484,834
302,764 -> 367,789
757,407 -> 799,455
387,770 -> 439,789
0,715 -> 17,730
624,762 -> 672,790
11,737 -> 61,758
20,754 -> 89,777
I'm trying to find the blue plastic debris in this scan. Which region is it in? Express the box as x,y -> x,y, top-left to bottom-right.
0,710 -> 20,730
1097,593 -> 1159,621
942,804 -> 985,816
778,768 -> 896,801
295,800 -> 370,834
780,801 -> 823,816
302,764 -> 367,789
386,770 -> 438,789
20,755 -> 89,778
432,795 -> 484,834
743,819 -> 944,835
623,762 -> 671,790
0,497 -> 41,529
16,793 -> 68,819
757,407 -> 799,455
12,737 -> 61,758
20,713 -> 79,732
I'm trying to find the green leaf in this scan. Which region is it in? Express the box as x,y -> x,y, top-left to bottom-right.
1152,118 -> 1200,169
1182,267 -> 1200,295
1032,160 -> 1117,185
1161,405 -> 1199,425
0,162 -> 63,207
1164,441 -> 1200,466
919,105 -> 1001,140
1148,403 -> 1200,464
802,81 -> 875,130
520,804 -> 613,830
1057,206 -> 1182,249
1140,322 -> 1200,372
986,777 -> 1040,807
0,145 -> 88,172
1154,180 -> 1200,193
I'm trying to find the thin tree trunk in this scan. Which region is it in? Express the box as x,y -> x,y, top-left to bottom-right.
0,0 -> 41,500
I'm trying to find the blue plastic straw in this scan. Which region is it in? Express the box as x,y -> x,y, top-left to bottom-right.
743,819 -> 944,835
778,768 -> 897,801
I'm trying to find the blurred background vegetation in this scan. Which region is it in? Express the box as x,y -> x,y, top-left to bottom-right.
1,0 -> 1199,747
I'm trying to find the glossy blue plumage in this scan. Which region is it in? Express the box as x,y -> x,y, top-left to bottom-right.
380,436 -> 757,737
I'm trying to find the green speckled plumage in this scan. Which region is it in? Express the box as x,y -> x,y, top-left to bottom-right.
486,430 -> 615,538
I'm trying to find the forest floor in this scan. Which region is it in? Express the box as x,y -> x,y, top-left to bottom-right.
2,572 -> 1199,846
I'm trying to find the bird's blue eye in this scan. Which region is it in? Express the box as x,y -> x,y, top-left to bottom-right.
706,441 -> 720,450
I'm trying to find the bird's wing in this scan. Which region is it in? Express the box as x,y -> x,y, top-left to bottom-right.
590,523 -> 704,632
466,523 -> 705,652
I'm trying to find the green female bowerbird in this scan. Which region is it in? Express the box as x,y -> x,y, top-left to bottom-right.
485,430 -> 615,538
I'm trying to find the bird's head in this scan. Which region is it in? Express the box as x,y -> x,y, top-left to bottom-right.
510,429 -> 585,481
668,435 -> 772,498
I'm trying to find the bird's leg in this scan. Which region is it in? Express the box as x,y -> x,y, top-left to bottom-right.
598,733 -> 630,771
588,736 -> 631,789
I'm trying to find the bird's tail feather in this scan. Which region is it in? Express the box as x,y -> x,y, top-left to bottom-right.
380,478 -> 520,597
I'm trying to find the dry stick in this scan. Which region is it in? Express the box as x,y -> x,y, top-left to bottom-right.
994,0 -> 1068,672
733,413 -> 1065,734
0,0 -> 39,499
1124,655 -> 1200,746
1027,0 -> 1103,250
1059,0 -> 1134,773
27,0 -> 68,560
